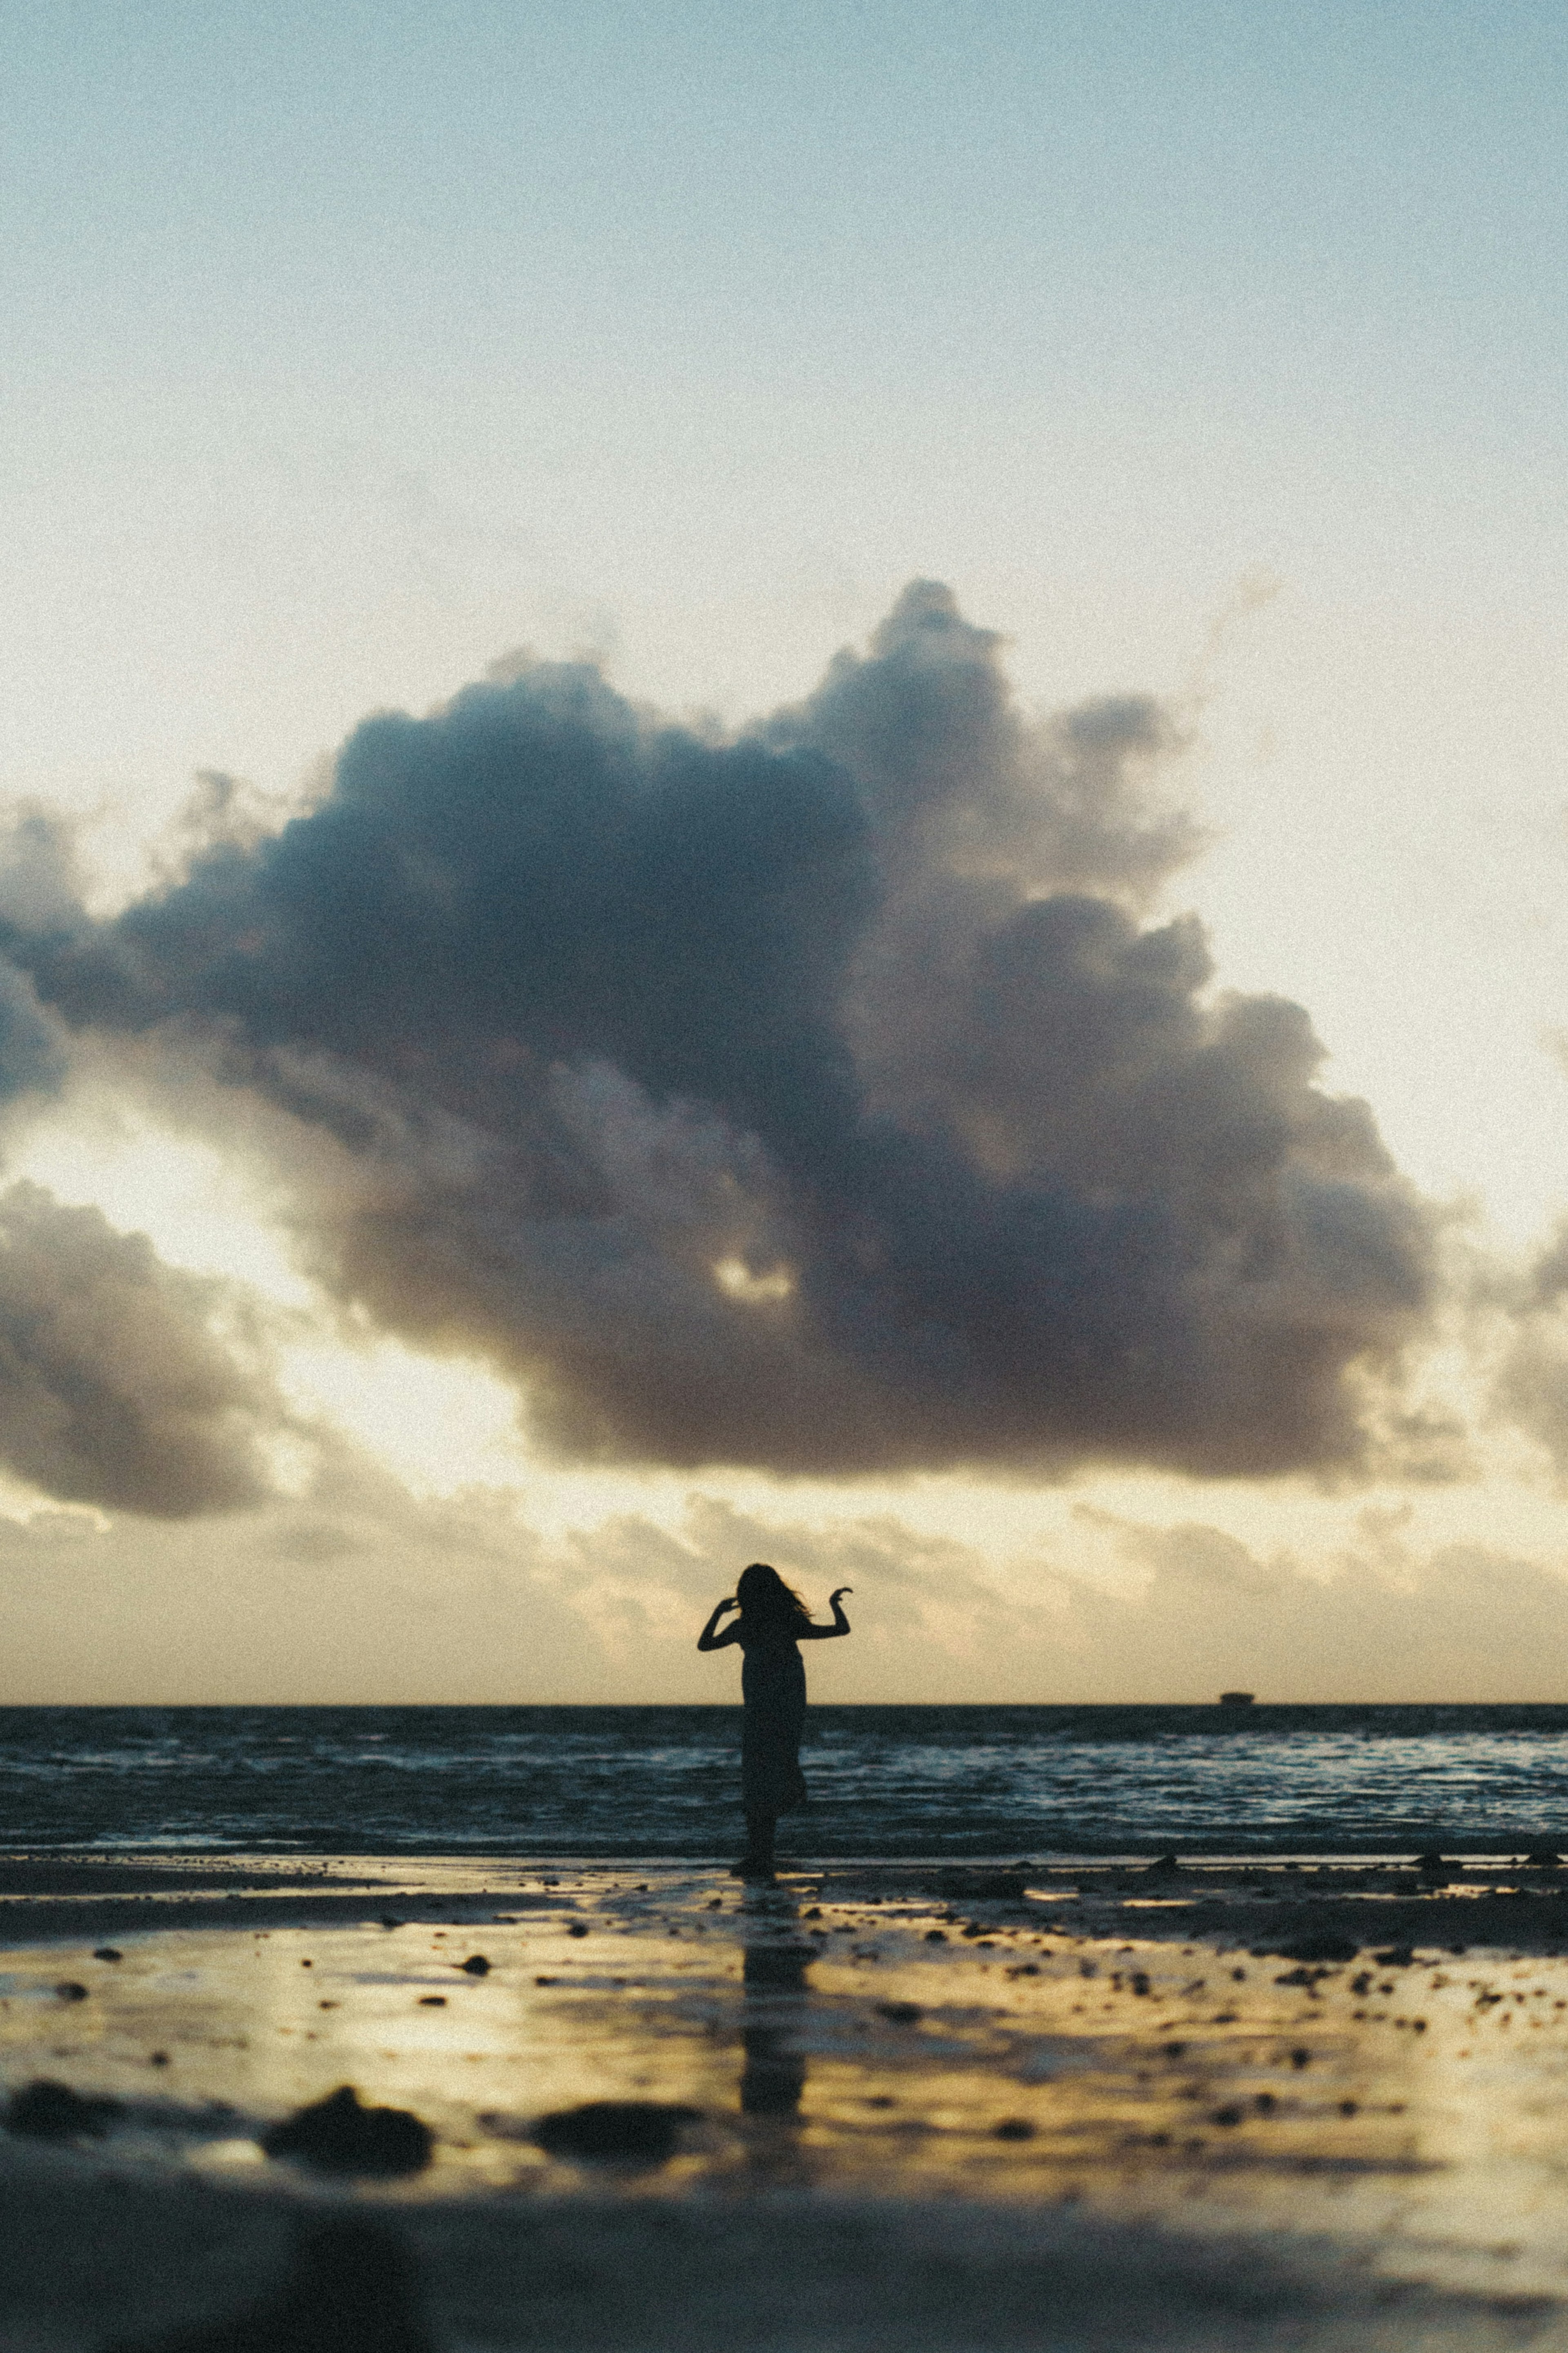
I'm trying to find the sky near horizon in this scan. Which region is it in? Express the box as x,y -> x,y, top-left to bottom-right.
2,0 -> 1568,1702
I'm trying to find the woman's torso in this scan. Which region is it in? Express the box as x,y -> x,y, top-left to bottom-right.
738,1620 -> 806,1695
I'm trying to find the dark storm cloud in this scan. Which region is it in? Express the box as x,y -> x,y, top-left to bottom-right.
0,1181 -> 279,1514
0,583 -> 1438,1479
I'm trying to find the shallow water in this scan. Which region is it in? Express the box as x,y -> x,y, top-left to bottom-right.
9,1704 -> 1568,1856
6,1861 -> 1568,2320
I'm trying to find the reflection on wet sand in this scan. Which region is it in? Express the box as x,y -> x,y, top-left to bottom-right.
739,1892 -> 811,2121
12,1861 -> 1568,2345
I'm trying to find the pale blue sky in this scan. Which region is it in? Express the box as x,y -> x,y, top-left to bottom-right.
4,3 -> 1568,1697
12,4 -> 1565,1202
4,0 -> 1566,1214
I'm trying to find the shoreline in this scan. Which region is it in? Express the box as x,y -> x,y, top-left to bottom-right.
8,1848 -> 1568,1955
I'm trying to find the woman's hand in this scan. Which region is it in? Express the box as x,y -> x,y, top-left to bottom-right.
697,1593 -> 743,1650
829,1586 -> 853,1604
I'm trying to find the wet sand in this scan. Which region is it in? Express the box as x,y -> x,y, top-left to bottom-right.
7,1853 -> 1568,2348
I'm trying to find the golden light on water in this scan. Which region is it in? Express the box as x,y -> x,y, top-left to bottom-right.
6,1864 -> 1568,2308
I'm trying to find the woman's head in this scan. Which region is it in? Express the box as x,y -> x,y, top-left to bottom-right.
736,1562 -> 808,1627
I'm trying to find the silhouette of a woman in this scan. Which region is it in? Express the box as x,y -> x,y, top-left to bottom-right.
698,1563 -> 852,1878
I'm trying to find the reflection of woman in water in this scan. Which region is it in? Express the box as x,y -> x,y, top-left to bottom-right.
698,1563 -> 852,1878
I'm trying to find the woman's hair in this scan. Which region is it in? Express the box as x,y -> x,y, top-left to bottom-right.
736,1561 -> 809,1629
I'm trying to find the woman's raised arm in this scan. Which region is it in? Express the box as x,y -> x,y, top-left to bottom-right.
798,1586 -> 853,1640
697,1596 -> 744,1651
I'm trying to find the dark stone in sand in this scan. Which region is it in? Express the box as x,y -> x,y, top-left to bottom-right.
457,1953 -> 491,1974
55,1981 -> 89,2002
261,2085 -> 433,2177
1274,1935 -> 1359,1964
93,1947 -> 123,1961
993,2118 -> 1035,2139
1146,1855 -> 1183,1876
566,1922 -> 590,1938
417,1996 -> 445,2007
379,1916 -> 402,1929
1414,1851 -> 1448,1874
933,1870 -> 1028,1902
532,2099 -> 700,2164
1372,1945 -> 1415,1967
875,2001 -> 924,2024
102,2215 -> 434,2353
8,2078 -> 123,2140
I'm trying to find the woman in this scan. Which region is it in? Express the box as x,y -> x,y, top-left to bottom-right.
698,1563 -> 852,1878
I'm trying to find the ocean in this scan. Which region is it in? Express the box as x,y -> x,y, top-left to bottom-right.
8,1704 -> 1568,1857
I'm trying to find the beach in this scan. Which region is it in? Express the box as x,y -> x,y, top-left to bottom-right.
9,1853 -> 1568,2348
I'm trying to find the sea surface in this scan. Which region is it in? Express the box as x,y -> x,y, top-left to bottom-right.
10,1705 -> 1568,1857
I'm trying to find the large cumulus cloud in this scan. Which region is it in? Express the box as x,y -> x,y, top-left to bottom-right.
0,583 -> 1437,1481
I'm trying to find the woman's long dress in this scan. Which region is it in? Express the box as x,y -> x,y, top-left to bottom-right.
740,1627 -> 808,1816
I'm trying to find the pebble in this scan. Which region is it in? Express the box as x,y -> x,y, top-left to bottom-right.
533,2099 -> 700,2163
261,2085 -> 433,2177
7,2079 -> 122,2140
1275,1935 -> 1359,1964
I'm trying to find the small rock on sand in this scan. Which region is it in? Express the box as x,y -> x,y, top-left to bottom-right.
933,1871 -> 1028,1902
457,1954 -> 491,1975
1275,1935 -> 1359,1964
533,2099 -> 700,2163
261,2085 -> 433,2177
7,2079 -> 123,2140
